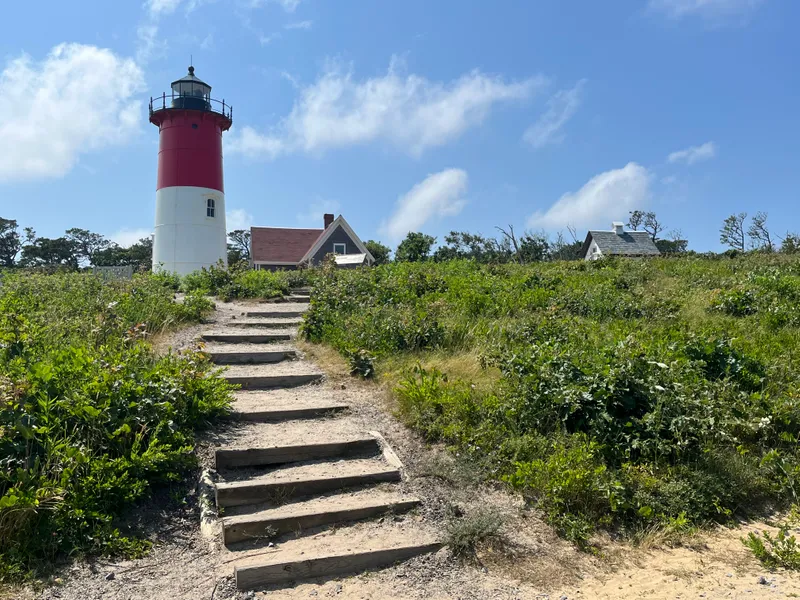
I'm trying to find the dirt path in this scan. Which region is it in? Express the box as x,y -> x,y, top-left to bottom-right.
15,297 -> 800,600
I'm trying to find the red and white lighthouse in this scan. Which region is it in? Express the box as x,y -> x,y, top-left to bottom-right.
149,66 -> 232,275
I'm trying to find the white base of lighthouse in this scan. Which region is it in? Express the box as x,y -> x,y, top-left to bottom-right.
152,186 -> 227,276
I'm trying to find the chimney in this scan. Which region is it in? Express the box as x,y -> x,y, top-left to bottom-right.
324,213 -> 334,229
612,221 -> 625,235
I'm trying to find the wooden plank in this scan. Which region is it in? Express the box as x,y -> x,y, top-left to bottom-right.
235,542 -> 442,589
201,333 -> 291,343
244,311 -> 305,319
215,437 -> 379,469
224,374 -> 322,390
232,404 -> 348,422
209,350 -> 296,365
223,497 -> 420,545
231,321 -> 302,328
216,468 -> 401,508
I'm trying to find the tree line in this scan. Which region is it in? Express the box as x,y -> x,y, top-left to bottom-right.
0,218 -> 256,271
2,210 -> 796,270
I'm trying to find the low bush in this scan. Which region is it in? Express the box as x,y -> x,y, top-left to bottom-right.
182,261 -> 315,301
0,271 -> 232,580
302,255 -> 800,547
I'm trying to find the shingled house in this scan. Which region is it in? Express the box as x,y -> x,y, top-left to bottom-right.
250,214 -> 375,270
581,222 -> 661,260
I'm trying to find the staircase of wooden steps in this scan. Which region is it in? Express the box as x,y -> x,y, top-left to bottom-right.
200,289 -> 438,591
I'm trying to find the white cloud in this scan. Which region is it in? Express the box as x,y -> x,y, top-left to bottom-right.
297,199 -> 341,226
200,33 -> 214,49
136,23 -> 167,63
111,228 -> 152,248
527,163 -> 651,230
275,0 -> 301,11
667,141 -> 717,165
649,0 -> 764,20
284,20 -> 312,30
0,44 -> 144,183
229,58 -> 544,160
259,32 -> 282,45
146,0 -> 183,17
524,79 -> 587,149
227,208 -> 254,231
380,169 -> 468,241
248,0 -> 301,11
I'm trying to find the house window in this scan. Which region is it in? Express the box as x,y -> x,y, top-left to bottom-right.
333,243 -> 346,255
206,198 -> 215,217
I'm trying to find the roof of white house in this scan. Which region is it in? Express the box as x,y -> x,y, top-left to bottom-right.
581,225 -> 661,257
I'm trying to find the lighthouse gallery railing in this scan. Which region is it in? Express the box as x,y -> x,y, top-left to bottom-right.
149,92 -> 233,122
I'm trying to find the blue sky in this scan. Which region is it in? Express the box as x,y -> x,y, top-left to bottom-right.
0,0 -> 797,251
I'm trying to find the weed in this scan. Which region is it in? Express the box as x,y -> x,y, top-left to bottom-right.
744,527 -> 800,570
444,507 -> 505,559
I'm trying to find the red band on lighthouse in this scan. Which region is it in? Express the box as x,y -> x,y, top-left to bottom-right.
153,109 -> 228,193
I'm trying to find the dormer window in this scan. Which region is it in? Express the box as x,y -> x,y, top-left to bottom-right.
207,198 -> 215,217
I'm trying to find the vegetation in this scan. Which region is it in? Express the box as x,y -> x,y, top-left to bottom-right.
181,261 -> 313,301
0,271 -> 232,580
744,527 -> 800,570
303,255 -> 800,547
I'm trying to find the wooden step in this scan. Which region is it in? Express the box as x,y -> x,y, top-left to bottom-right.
232,403 -> 348,422
201,333 -> 291,343
285,295 -> 310,303
223,493 -> 421,545
244,311 -> 306,319
210,350 -> 296,365
225,373 -> 322,390
216,465 -> 401,508
233,530 -> 441,589
230,320 -> 302,328
215,436 -> 379,469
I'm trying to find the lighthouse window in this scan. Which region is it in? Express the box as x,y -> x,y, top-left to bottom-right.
206,198 -> 215,218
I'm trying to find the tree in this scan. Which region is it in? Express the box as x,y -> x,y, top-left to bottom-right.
395,232 -> 435,262
65,228 -> 111,265
495,225 -> 523,263
518,232 -> 550,263
93,237 -> 153,271
627,210 -> 664,242
655,229 -> 689,254
781,233 -> 800,254
747,211 -> 774,252
364,240 -> 391,265
228,230 -> 251,261
0,218 -> 21,267
720,213 -> 747,251
19,236 -> 79,269
434,231 -> 511,263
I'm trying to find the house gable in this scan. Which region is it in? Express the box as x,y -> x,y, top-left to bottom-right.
300,216 -> 375,265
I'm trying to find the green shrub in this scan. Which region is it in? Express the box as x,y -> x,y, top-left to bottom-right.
444,507 -> 505,558
302,256 -> 800,546
182,261 -> 292,301
744,526 -> 800,570
0,271 -> 232,580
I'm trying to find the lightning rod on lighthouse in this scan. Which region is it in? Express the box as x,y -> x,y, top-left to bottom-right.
149,66 -> 233,275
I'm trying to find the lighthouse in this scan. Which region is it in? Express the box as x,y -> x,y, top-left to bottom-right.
149,66 -> 233,275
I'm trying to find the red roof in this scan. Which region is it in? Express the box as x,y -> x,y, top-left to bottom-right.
251,227 -> 323,263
